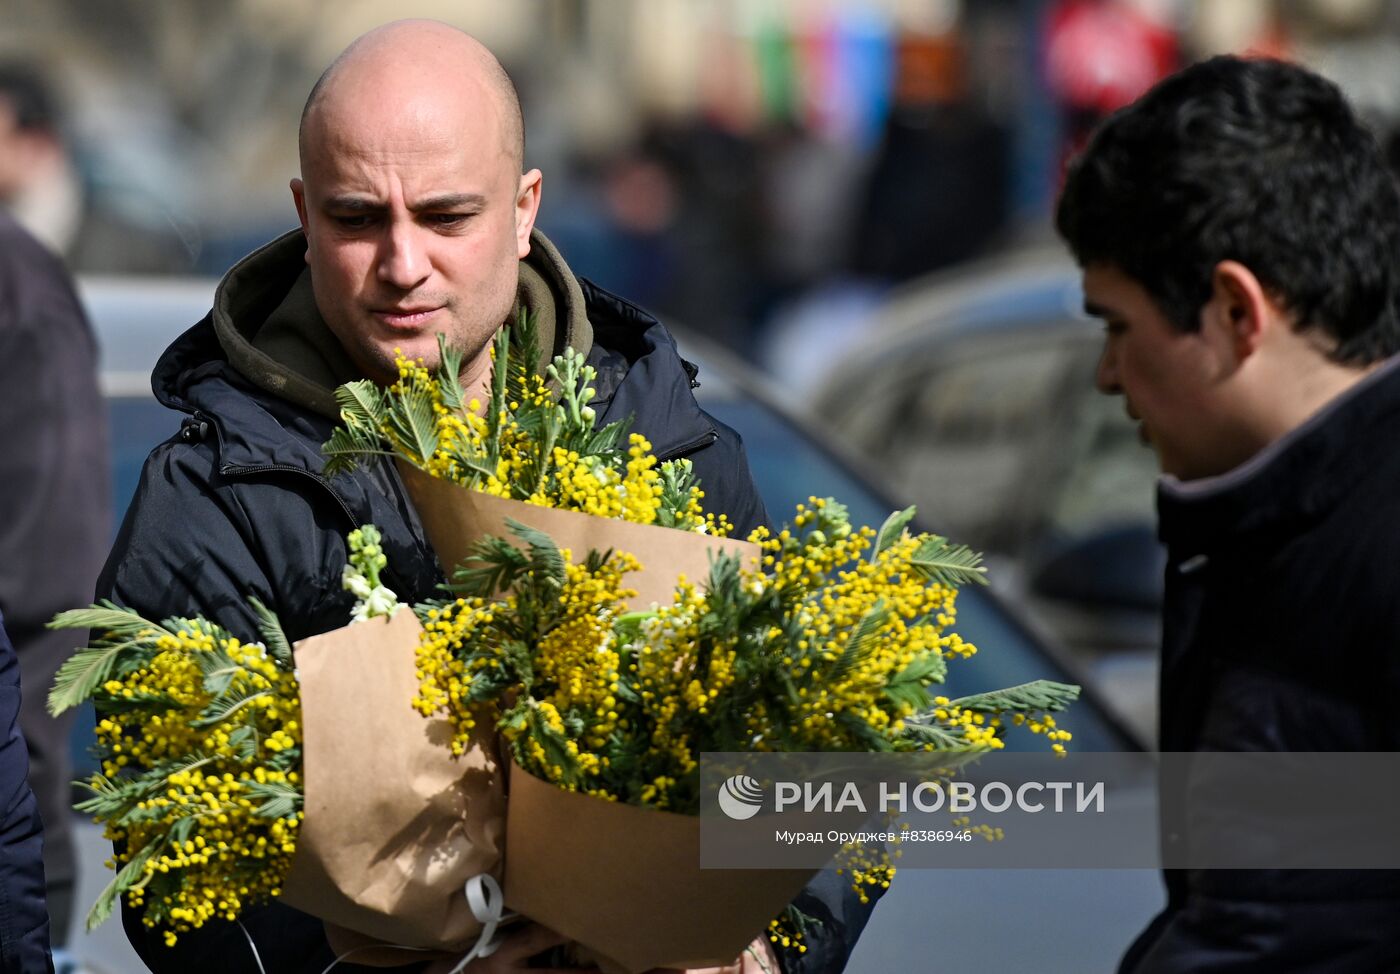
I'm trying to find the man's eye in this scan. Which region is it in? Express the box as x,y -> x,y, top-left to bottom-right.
333,214 -> 373,230
427,213 -> 470,228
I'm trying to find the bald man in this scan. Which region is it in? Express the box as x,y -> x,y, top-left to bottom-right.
99,20 -> 875,974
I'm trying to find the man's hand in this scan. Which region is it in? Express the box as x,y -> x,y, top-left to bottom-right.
422,922 -> 600,974
649,935 -> 782,974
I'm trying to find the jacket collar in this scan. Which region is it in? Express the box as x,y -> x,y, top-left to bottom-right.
1157,355 -> 1400,556
578,277 -> 715,461
198,227 -> 594,423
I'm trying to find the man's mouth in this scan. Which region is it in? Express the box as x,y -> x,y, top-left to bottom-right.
1124,405 -> 1149,444
373,306 -> 441,329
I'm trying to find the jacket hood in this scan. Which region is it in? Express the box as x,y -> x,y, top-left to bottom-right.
154,226 -> 594,421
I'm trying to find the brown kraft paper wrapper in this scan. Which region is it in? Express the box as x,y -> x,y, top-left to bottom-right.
505,760 -> 814,974
397,461 -> 760,606
280,611 -> 505,958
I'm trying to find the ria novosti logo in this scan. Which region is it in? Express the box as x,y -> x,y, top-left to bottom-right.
716,774 -> 765,820
715,774 -> 1107,819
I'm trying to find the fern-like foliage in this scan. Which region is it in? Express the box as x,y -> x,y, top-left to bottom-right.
245,779 -> 302,819
435,334 -> 466,412
874,506 -> 918,557
86,843 -> 159,931
322,383 -> 394,477
47,602 -> 173,716
827,600 -> 890,684
385,385 -> 440,466
949,680 -> 1081,714
506,518 -> 567,591
909,535 -> 988,588
248,596 -> 293,670
883,652 -> 947,712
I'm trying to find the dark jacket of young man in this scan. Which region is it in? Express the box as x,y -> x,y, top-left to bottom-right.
1120,359 -> 1400,974
100,228 -> 875,974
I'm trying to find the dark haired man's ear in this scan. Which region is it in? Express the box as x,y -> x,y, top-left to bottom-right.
1208,260 -> 1270,365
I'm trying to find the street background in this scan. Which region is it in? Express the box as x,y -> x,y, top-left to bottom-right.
5,0 -> 1400,970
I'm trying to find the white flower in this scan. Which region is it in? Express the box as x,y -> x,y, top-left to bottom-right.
342,564 -> 373,599
351,586 -> 401,622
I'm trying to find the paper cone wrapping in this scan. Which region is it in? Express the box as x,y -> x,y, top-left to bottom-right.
504,761 -> 814,974
281,611 -> 504,952
397,461 -> 759,608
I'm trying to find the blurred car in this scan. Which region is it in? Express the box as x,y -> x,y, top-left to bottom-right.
73,275 -> 1163,974
792,250 -> 1166,744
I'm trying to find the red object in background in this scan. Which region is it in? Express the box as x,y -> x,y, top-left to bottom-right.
1046,0 -> 1178,115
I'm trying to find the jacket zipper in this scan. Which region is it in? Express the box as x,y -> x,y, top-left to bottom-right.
180,407 -> 361,529
219,462 -> 361,528
656,429 -> 718,462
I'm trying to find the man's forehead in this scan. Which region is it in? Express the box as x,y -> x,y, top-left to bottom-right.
303,89 -> 512,180
302,96 -> 510,194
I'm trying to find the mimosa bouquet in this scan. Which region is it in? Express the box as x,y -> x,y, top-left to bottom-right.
44,528 -> 437,947
318,318 -> 1079,972
409,503 -> 1077,972
322,313 -> 754,607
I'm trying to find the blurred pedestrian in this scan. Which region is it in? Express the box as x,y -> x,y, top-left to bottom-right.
0,62 -> 81,257
0,608 -> 54,973
1058,56 -> 1400,972
0,62 -> 189,273
850,30 -> 1008,284
0,211 -> 110,972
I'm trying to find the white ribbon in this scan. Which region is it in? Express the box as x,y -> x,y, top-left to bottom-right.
240,872 -> 516,974
444,874 -> 515,974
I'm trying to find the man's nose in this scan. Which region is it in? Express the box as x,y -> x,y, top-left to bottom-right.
377,221 -> 430,290
1095,341 -> 1121,395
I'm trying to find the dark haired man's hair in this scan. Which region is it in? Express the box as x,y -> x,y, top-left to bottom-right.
1057,56 -> 1400,366
0,63 -> 58,131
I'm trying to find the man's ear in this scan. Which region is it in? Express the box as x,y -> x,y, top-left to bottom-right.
291,178 -> 311,266
515,169 -> 542,259
1206,260 -> 1272,363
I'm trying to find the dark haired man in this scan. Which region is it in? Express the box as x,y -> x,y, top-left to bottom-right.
1058,56 -> 1400,972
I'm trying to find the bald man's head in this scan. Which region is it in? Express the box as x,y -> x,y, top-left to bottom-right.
288,19 -> 543,389
298,20 -> 524,175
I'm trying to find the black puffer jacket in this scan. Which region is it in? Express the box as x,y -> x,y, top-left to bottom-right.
1119,359 -> 1400,974
99,231 -> 873,973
